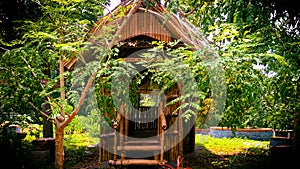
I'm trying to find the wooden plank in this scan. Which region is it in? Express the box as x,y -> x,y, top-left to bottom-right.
117,145 -> 161,151
150,12 -> 153,38
109,159 -> 163,166
125,140 -> 159,145
143,12 -> 147,35
100,133 -> 114,138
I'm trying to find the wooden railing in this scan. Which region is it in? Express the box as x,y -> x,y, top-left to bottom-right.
109,101 -> 169,166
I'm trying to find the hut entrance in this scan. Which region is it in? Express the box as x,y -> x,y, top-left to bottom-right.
128,106 -> 158,138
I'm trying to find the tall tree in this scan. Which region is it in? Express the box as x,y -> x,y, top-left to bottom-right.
167,0 -> 300,164
1,0 -> 109,168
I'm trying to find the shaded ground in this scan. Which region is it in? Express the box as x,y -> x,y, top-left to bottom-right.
65,144 -> 277,169
3,142 -> 293,169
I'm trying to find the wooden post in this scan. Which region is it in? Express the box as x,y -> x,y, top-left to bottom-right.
99,127 -> 102,163
160,129 -> 165,162
154,151 -> 159,160
158,101 -> 167,162
125,106 -> 129,141
178,84 -> 184,157
119,103 -> 125,160
113,129 -> 117,161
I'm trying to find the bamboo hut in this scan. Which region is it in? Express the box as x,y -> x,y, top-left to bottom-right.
65,0 -> 204,167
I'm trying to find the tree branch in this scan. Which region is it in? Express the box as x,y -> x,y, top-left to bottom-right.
63,52 -> 111,128
22,56 -> 56,118
28,102 -> 56,124
178,4 -> 199,17
108,0 -> 143,48
164,0 -> 169,7
62,70 -> 97,127
0,46 -> 9,51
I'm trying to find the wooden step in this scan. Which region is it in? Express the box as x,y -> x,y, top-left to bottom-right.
125,140 -> 159,145
109,159 -> 166,165
117,145 -> 161,151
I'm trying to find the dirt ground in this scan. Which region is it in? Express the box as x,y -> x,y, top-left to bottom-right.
65,145 -> 273,169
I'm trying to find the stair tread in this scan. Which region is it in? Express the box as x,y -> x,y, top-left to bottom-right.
125,140 -> 159,144
109,159 -> 166,165
117,145 -> 161,151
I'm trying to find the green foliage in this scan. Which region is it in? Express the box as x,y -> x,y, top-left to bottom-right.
0,0 -> 107,127
78,110 -> 101,138
23,123 -> 43,141
137,42 -> 212,121
64,132 -> 97,149
167,0 -> 300,130
65,116 -> 84,135
216,24 -> 298,130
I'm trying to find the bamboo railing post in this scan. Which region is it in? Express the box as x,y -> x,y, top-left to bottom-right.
99,127 -> 102,164
154,150 -> 159,160
178,83 -> 184,158
125,105 -> 129,141
113,129 -> 117,161
113,106 -> 122,161
119,103 -> 125,160
158,101 -> 167,162
160,128 -> 165,162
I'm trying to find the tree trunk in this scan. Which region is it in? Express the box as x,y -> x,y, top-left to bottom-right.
55,126 -> 65,169
42,65 -> 53,138
292,81 -> 300,166
293,112 -> 300,166
42,99 -> 53,138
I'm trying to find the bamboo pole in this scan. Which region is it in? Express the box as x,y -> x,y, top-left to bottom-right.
110,136 -> 114,161
113,130 -> 117,161
98,127 -> 103,163
159,102 -> 167,130
154,150 -> 159,160
160,129 -> 165,162
166,131 -> 170,161
106,139 -> 108,161
109,159 -> 162,166
113,112 -> 122,129
158,101 -> 167,162
125,107 -> 129,141
119,104 -> 124,160
178,84 -> 184,157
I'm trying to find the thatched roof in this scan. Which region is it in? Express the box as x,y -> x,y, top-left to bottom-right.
64,0 -> 206,70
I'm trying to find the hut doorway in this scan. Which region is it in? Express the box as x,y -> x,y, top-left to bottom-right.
128,92 -> 159,138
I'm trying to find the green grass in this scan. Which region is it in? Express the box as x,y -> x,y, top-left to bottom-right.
192,135 -> 271,169
196,134 -> 269,155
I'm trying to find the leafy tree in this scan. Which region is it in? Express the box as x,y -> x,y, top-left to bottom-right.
0,0 -> 43,129
1,0 -> 109,168
166,0 -> 300,163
